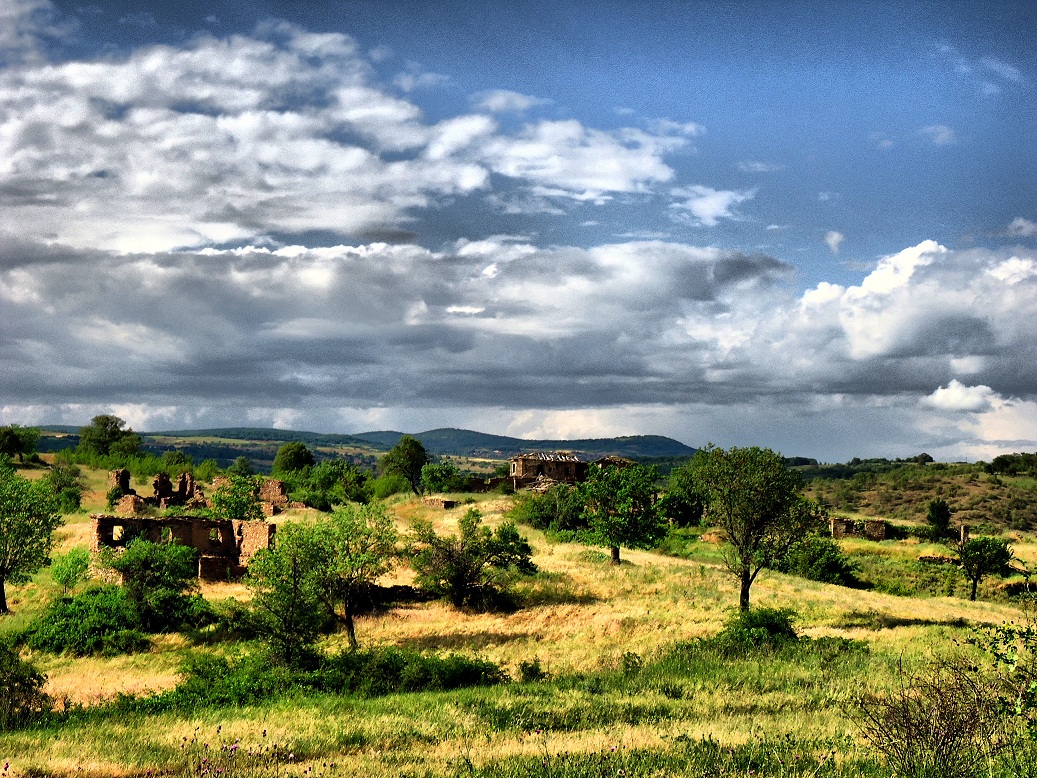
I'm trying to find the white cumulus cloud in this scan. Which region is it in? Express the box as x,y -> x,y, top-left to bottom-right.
925,380 -> 998,412
669,185 -> 756,226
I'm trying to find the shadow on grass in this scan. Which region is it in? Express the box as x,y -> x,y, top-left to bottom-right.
393,629 -> 535,651
513,571 -> 600,607
835,609 -> 971,630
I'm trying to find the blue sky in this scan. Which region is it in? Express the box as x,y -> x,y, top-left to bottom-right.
1,0 -> 1035,461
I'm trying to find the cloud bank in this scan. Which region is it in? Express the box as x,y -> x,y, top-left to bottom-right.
1,6 -> 1036,461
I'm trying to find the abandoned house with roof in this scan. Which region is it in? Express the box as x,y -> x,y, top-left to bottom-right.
508,451 -> 632,490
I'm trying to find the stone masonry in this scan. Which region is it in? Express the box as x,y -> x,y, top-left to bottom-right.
90,513 -> 275,581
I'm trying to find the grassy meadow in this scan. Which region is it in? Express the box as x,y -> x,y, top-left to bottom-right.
3,461 -> 1037,776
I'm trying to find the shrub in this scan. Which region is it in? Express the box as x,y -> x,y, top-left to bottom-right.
209,475 -> 263,522
854,659 -> 1004,778
776,534 -> 859,586
50,547 -> 90,595
25,586 -> 144,656
707,607 -> 799,655
508,485 -> 586,533
116,647 -> 508,712
369,473 -> 411,500
109,539 -> 200,632
0,643 -> 52,731
410,509 -> 536,610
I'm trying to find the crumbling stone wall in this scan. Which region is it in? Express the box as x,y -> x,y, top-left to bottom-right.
109,470 -> 206,514
830,517 -> 889,541
90,514 -> 275,581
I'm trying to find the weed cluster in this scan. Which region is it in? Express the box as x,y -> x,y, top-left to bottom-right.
112,647 -> 509,714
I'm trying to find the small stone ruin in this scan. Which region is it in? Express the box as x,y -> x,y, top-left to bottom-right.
830,517 -> 889,541
110,470 -> 304,517
109,468 -> 207,513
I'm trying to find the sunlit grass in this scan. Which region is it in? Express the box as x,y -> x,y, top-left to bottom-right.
4,485 -> 1037,775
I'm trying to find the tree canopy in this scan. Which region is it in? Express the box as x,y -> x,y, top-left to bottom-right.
0,425 -> 40,463
0,464 -> 63,613
956,536 -> 1014,601
77,415 -> 141,458
209,475 -> 264,522
380,435 -> 428,495
410,508 -> 535,610
580,463 -> 665,565
304,504 -> 398,649
695,445 -> 819,611
272,442 -> 315,475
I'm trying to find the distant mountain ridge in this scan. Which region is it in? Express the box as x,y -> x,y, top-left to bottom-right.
354,428 -> 696,459
37,424 -> 696,460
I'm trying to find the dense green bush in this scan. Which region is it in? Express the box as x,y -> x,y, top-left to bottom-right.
285,459 -> 370,510
776,534 -> 859,587
369,473 -> 411,500
420,461 -> 469,493
706,607 -> 800,655
109,539 -> 203,632
0,643 -> 52,731
116,647 -> 508,712
25,586 -> 146,656
508,484 -> 586,533
410,508 -> 536,610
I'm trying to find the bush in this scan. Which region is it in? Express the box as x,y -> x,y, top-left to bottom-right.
707,607 -> 799,655
508,485 -> 586,533
776,534 -> 859,587
0,643 -> 52,731
410,509 -> 536,610
109,539 -> 200,632
370,473 -> 411,500
854,659 -> 1004,778
25,586 -> 144,656
50,547 -> 90,595
116,647 -> 508,712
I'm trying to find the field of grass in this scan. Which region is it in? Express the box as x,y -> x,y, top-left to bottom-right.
4,468 -> 1037,776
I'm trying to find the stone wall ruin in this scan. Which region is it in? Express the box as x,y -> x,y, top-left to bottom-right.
90,513 -> 275,581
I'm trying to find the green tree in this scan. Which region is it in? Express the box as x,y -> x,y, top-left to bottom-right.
927,498 -> 953,540
45,462 -> 85,513
77,415 -> 139,457
410,508 -> 536,609
695,445 -> 816,611
0,644 -> 52,731
246,523 -> 326,665
380,435 -> 428,495
161,449 -> 192,471
307,504 -> 399,649
50,547 -> 91,595
227,456 -> 256,477
291,459 -> 370,511
108,539 -> 199,631
0,464 -> 63,613
420,461 -> 467,494
272,442 -> 315,476
210,475 -> 264,522
0,425 -> 40,463
956,536 -> 1014,601
580,463 -> 665,565
661,454 -> 709,526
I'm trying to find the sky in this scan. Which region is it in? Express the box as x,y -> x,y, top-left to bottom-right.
1,0 -> 1035,462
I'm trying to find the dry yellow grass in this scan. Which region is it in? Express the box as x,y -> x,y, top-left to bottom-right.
6,491 -> 1037,776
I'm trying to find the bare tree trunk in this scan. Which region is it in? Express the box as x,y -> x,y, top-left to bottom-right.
739,569 -> 752,611
610,546 -> 621,566
0,578 -> 7,614
344,605 -> 358,650
970,577 -> 979,601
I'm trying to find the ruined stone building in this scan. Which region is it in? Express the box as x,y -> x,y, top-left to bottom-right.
509,452 -> 589,488
90,513 -> 275,581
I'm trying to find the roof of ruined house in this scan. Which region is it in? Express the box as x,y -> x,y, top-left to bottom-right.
510,451 -> 584,462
